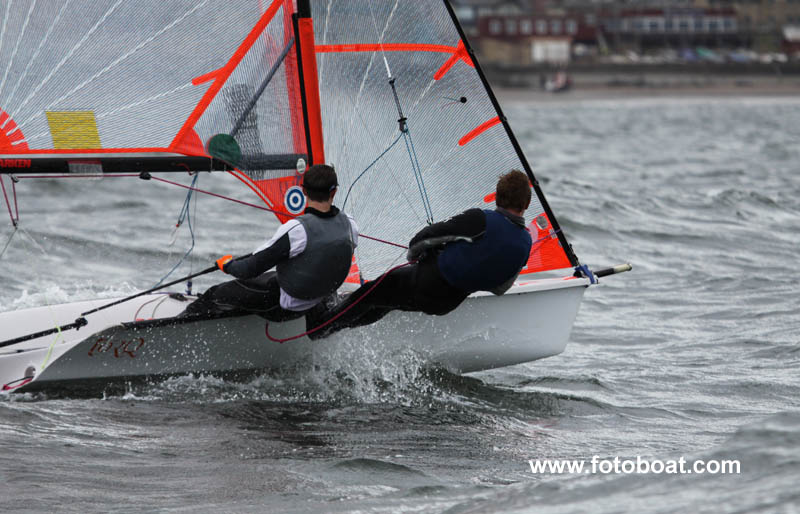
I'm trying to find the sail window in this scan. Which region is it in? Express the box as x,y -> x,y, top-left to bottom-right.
46,111 -> 102,149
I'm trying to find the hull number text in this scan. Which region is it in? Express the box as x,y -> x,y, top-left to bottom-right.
88,337 -> 145,359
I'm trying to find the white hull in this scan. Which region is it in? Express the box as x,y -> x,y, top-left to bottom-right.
0,277 -> 589,394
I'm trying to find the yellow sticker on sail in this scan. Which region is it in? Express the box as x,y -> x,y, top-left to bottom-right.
46,111 -> 102,149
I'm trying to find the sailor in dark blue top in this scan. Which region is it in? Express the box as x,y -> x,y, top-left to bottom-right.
414,207 -> 532,296
309,170 -> 533,339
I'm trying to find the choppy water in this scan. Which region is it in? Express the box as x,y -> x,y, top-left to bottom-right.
2,95 -> 799,513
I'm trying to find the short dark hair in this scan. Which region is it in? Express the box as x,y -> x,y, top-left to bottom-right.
495,170 -> 531,212
302,164 -> 338,202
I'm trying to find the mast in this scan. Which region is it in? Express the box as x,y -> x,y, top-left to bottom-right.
293,0 -> 326,165
442,0 -> 580,268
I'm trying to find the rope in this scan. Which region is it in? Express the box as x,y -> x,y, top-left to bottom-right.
11,177 -> 18,222
147,176 -> 407,249
16,173 -> 409,249
2,377 -> 33,391
530,228 -> 562,251
14,226 -> 65,371
361,234 -> 406,250
0,175 -> 18,227
153,174 -> 198,287
0,227 -> 16,259
16,174 -> 140,179
574,264 -> 597,285
40,320 -> 62,370
342,132 -> 403,210
265,259 -> 415,344
133,293 -> 170,320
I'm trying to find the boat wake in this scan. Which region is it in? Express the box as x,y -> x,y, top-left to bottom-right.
2,340 -> 611,428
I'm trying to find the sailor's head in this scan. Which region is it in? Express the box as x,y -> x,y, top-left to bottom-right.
302,164 -> 338,203
495,169 -> 531,214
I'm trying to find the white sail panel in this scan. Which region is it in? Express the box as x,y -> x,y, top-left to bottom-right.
311,0 -> 574,277
0,1 -> 294,154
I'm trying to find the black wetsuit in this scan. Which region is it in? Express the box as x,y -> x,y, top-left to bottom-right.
309,207 -> 532,338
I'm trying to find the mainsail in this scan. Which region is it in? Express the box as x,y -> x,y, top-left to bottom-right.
0,0 -> 579,281
309,0 -> 577,277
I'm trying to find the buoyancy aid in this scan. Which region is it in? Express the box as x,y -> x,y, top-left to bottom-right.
277,211 -> 355,300
437,209 -> 532,294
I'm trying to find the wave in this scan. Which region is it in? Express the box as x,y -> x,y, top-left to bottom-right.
443,411 -> 800,514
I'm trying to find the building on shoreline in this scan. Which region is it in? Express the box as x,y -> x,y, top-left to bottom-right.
452,0 -> 800,65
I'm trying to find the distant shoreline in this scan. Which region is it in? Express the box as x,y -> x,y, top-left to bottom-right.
490,69 -> 800,102
495,83 -> 800,103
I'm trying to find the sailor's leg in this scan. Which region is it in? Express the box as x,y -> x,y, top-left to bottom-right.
181,272 -> 280,317
411,259 -> 469,316
229,273 -> 310,321
307,265 -> 418,339
181,280 -> 241,317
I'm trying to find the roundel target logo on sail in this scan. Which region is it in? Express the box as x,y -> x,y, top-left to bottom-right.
284,186 -> 306,215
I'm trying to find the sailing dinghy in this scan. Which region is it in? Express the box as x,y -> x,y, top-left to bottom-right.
0,0 -> 628,394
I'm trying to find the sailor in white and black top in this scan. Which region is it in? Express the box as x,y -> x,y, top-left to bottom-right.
182,165 -> 358,321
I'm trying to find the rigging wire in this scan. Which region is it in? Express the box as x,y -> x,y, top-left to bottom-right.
346,95 -> 427,227
11,177 -> 19,223
188,168 -> 201,294
342,132 -> 403,210
15,173 -> 408,249
0,175 -> 19,227
0,228 -> 16,260
153,174 -> 198,288
13,226 -> 64,369
363,0 -> 432,223
388,77 -> 433,224
332,0 -> 424,224
144,175 -> 408,249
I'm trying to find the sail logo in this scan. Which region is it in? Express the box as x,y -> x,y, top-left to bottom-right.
284,186 -> 306,215
0,158 -> 30,168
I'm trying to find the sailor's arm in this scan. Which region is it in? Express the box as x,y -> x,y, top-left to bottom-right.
346,213 -> 359,249
407,208 -> 486,261
489,271 -> 520,296
223,220 -> 306,279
